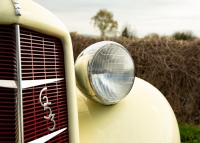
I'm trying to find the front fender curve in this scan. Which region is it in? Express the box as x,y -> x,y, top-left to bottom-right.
77,77 -> 180,143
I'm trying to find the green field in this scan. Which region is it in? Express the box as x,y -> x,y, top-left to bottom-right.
179,123 -> 200,143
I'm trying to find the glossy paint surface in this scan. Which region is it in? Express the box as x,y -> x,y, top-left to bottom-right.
77,77 -> 180,143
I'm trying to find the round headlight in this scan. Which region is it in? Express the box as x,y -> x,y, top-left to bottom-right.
75,41 -> 135,105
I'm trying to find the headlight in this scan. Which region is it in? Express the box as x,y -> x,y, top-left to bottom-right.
75,41 -> 135,105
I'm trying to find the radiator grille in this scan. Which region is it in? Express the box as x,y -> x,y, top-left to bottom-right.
0,25 -> 16,142
0,88 -> 16,142
0,25 -> 16,80
20,27 -> 69,143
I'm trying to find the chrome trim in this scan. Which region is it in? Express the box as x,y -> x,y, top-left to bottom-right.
15,24 -> 24,143
12,0 -> 21,16
39,87 -> 56,131
0,78 -> 64,89
21,78 -> 64,89
0,80 -> 17,88
28,127 -> 67,143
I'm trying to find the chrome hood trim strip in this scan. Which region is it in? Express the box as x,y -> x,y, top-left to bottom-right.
12,0 -> 21,16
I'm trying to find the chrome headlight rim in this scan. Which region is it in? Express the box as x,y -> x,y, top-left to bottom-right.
86,41 -> 135,105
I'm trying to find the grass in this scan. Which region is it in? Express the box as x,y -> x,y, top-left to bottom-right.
179,123 -> 200,143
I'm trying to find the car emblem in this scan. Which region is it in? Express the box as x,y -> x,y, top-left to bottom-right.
39,87 -> 56,131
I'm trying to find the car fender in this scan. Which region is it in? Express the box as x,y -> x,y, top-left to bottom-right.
77,77 -> 180,143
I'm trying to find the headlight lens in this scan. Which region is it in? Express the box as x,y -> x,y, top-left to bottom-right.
75,41 -> 135,105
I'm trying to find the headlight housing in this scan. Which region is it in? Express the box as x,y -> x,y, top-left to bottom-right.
75,41 -> 135,105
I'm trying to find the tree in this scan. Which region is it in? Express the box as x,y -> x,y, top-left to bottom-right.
172,31 -> 196,41
143,33 -> 160,39
121,24 -> 136,38
91,9 -> 118,37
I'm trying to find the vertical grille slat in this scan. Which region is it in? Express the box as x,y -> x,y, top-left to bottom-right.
20,27 -> 69,143
0,25 -> 16,142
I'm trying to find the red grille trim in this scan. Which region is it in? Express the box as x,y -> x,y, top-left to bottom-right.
0,25 -> 16,80
0,25 -> 16,142
0,87 -> 16,142
20,27 -> 69,143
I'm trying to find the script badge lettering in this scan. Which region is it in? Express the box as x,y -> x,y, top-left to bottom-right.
39,87 -> 56,131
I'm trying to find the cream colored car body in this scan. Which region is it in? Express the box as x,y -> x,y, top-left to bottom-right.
0,0 -> 180,143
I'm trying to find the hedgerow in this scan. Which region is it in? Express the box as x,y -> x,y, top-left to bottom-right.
71,32 -> 200,125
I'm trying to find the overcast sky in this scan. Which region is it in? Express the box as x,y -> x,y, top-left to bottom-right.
33,0 -> 200,37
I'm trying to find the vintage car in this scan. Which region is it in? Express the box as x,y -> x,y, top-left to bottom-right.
0,0 -> 180,143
